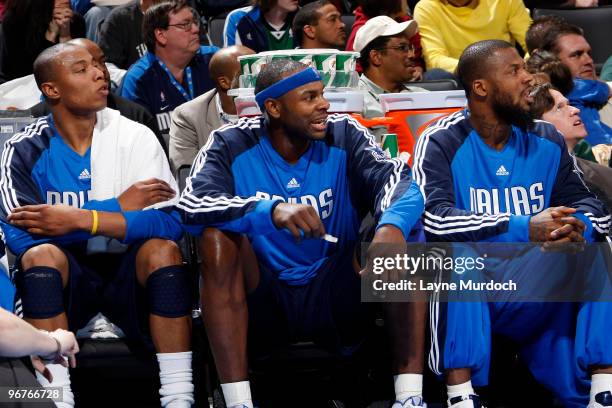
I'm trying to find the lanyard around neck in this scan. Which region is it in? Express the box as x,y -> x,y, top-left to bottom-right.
156,57 -> 194,102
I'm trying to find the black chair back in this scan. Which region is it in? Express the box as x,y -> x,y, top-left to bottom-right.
410,79 -> 460,91
207,17 -> 226,47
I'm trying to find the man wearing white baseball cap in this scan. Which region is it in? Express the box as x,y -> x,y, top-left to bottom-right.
354,15 -> 428,120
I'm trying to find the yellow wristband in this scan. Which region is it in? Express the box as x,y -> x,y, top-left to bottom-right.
91,210 -> 99,235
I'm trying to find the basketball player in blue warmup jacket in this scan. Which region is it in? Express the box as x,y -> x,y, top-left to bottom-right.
413,40 -> 611,408
0,44 -> 194,408
177,60 -> 428,408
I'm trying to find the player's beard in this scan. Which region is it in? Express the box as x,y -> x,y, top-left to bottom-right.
491,88 -> 534,131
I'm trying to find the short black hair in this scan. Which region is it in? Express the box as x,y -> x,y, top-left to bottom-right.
358,35 -> 393,72
292,0 -> 332,47
541,22 -> 584,55
143,0 -> 195,52
456,39 -> 514,98
525,15 -> 566,54
33,43 -> 80,91
526,50 -> 574,95
254,59 -> 307,95
528,82 -> 556,119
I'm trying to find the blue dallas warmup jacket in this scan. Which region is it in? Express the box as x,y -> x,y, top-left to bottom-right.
0,116 -> 183,258
413,110 -> 609,243
120,46 -> 218,134
177,114 -> 425,285
413,109 -> 611,407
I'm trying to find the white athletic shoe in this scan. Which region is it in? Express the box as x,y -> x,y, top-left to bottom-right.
588,391 -> 612,407
392,395 -> 427,407
447,394 -> 485,408
76,312 -> 125,339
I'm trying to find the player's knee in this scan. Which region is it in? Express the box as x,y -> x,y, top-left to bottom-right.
147,265 -> 192,318
199,228 -> 241,282
21,244 -> 68,272
137,239 -> 182,277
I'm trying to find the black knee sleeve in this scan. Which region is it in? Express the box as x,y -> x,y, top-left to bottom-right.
146,266 -> 192,318
16,267 -> 64,319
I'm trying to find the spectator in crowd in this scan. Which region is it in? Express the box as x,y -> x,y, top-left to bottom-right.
525,15 -> 566,54
292,0 -> 346,50
1,42 -> 193,408
99,0 -> 160,70
354,16 -> 427,120
413,0 -> 531,73
121,0 -> 218,134
223,0 -> 299,52
542,22 -> 612,144
530,82 -> 596,160
525,49 -> 601,161
169,45 -> 254,173
83,5 -> 113,42
413,39 -> 610,408
529,82 -> 612,213
30,38 -> 166,155
0,307 -> 79,391
177,59 -> 428,408
543,23 -> 597,81
346,0 -> 426,78
0,0 -> 85,81
70,0 -> 134,42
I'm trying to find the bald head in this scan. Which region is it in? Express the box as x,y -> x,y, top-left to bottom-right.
33,43 -> 82,91
67,38 -> 98,56
209,45 -> 255,90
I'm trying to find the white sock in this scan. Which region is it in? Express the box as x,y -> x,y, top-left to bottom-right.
221,381 -> 253,408
447,380 -> 475,399
157,351 -> 194,408
591,373 -> 612,402
35,359 -> 74,408
394,373 -> 423,400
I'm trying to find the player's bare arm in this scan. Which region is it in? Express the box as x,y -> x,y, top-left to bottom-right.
8,204 -> 127,239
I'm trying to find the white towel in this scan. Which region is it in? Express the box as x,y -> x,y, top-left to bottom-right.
87,108 -> 178,253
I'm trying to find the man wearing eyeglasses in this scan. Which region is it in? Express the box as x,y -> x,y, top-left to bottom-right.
354,16 -> 428,122
120,0 -> 219,135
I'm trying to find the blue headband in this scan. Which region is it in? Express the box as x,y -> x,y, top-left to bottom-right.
255,67 -> 322,110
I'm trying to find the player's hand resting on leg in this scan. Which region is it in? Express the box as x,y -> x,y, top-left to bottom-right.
8,204 -> 90,235
272,203 -> 325,242
118,178 -> 176,211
